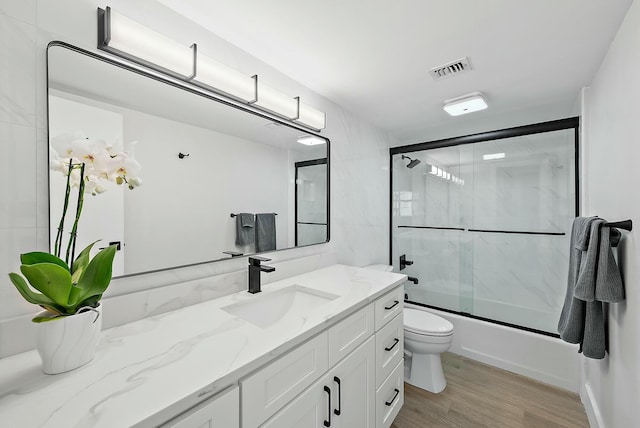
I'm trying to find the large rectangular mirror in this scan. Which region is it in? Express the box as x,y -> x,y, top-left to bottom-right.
47,42 -> 329,277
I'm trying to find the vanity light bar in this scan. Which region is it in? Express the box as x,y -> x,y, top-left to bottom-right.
193,53 -> 257,103
253,80 -> 300,120
98,7 -> 196,80
96,7 -> 326,131
296,101 -> 326,131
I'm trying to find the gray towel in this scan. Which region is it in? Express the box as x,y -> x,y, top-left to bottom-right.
558,217 -> 595,344
558,216 -> 626,359
595,226 -> 624,302
574,219 -> 605,301
255,213 -> 276,252
235,213 -> 255,246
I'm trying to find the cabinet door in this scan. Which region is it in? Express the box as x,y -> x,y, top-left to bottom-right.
242,332 -> 329,427
162,386 -> 239,428
331,336 -> 376,428
261,372 -> 333,428
263,337 -> 376,428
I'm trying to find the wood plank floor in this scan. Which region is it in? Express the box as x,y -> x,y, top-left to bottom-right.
391,353 -> 589,428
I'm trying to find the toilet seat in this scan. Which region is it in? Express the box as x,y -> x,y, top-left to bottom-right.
404,308 -> 453,336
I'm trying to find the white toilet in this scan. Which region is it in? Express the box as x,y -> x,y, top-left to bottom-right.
365,264 -> 454,393
403,307 -> 453,393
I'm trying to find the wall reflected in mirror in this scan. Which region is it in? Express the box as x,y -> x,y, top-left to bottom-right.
47,43 -> 329,278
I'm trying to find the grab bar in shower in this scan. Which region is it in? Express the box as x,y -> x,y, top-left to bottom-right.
397,225 -> 465,231
468,229 -> 566,236
397,225 -> 565,236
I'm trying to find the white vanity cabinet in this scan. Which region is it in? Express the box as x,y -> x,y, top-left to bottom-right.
241,283 -> 405,428
161,386 -> 239,428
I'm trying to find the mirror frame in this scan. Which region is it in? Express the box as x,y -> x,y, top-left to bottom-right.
46,41 -> 331,278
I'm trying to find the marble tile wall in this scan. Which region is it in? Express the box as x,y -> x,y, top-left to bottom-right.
0,0 -> 395,357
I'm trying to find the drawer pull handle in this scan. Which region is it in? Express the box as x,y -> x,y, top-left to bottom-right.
385,338 -> 400,352
324,386 -> 331,427
384,300 -> 400,310
385,388 -> 400,406
333,376 -> 341,416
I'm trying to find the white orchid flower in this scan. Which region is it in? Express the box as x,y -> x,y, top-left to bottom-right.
50,131 -> 142,193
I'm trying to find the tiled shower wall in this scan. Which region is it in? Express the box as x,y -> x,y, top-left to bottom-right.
0,0 -> 396,357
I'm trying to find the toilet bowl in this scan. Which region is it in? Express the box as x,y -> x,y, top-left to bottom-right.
364,264 -> 454,393
404,308 -> 453,393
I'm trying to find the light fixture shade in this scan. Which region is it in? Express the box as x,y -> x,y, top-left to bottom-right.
483,152 -> 506,160
295,101 -> 326,130
443,91 -> 488,116
297,136 -> 326,146
254,81 -> 299,119
193,53 -> 257,103
98,7 -> 195,79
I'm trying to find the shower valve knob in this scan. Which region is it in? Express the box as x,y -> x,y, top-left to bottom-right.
399,254 -> 414,270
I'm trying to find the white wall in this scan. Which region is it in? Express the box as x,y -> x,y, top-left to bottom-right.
581,1 -> 640,426
0,0 -> 395,357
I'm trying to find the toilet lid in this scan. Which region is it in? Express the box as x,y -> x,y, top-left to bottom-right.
404,308 -> 453,336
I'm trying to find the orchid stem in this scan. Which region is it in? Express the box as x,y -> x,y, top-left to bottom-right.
65,163 -> 85,270
54,159 -> 74,258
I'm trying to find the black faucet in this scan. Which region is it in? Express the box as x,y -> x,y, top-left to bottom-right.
407,276 -> 419,284
248,256 -> 276,294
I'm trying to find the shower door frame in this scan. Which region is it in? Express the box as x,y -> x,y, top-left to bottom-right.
389,117 -> 580,337
294,158 -> 329,246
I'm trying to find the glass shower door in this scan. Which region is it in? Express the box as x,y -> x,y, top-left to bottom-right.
295,159 -> 327,246
391,121 -> 576,335
468,130 -> 574,332
391,145 -> 472,313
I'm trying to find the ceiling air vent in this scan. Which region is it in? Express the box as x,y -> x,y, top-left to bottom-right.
429,57 -> 472,80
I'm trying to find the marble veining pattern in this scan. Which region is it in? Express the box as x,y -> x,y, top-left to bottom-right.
0,265 -> 406,427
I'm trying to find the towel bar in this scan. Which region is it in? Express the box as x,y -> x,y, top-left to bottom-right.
230,212 -> 277,218
603,219 -> 632,231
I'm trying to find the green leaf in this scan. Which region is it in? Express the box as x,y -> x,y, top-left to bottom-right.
33,314 -> 67,323
19,263 -> 74,309
20,252 -> 69,271
8,273 -> 67,315
69,245 -> 116,309
71,240 -> 100,284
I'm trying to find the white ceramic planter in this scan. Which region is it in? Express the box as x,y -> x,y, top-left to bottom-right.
36,304 -> 102,374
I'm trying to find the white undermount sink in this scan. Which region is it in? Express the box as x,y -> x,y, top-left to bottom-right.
222,285 -> 340,328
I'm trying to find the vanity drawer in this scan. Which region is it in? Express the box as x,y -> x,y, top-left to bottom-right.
375,312 -> 404,387
328,303 -> 374,367
374,285 -> 404,331
376,359 -> 404,428
241,332 -> 329,428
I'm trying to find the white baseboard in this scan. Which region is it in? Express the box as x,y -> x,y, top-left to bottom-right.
581,382 -> 603,428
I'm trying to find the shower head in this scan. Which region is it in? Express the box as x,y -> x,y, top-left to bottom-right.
401,155 -> 421,169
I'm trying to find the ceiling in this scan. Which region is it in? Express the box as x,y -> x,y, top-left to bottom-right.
156,1 -> 632,141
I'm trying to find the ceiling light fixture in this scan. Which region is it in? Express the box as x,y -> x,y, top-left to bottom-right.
97,6 -> 326,131
443,91 -> 488,116
297,136 -> 326,146
483,152 -> 506,161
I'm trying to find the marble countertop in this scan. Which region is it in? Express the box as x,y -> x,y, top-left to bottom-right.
0,264 -> 406,427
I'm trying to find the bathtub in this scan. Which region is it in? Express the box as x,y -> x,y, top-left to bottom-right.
404,302 -> 581,392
